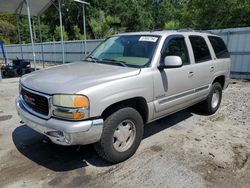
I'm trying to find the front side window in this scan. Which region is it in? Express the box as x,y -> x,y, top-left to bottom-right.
87,35 -> 160,68
162,37 -> 190,65
208,36 -> 230,59
189,36 -> 212,63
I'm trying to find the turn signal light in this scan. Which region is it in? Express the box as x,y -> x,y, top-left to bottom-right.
72,112 -> 85,119
74,96 -> 89,108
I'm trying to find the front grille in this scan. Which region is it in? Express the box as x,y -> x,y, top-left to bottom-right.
21,87 -> 49,116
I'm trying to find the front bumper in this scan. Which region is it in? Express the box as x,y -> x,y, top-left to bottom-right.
16,96 -> 103,146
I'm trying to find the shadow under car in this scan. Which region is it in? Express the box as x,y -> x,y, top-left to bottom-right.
12,107 -> 201,171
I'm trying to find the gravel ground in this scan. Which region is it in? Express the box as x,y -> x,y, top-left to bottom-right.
0,78 -> 249,188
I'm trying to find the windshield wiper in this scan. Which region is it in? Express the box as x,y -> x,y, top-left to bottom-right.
86,56 -> 99,63
102,59 -> 128,67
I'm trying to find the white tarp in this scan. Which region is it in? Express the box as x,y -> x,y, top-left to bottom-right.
0,0 -> 53,16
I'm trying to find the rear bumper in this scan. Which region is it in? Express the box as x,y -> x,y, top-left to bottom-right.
16,96 -> 103,146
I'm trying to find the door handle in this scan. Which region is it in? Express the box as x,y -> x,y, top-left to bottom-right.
188,71 -> 194,77
210,66 -> 214,72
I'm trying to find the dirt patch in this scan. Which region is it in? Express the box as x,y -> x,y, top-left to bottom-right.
0,115 -> 12,121
0,149 -> 44,186
232,144 -> 249,170
208,113 -> 225,122
0,79 -> 250,188
68,175 -> 91,187
150,145 -> 163,152
48,175 -> 64,187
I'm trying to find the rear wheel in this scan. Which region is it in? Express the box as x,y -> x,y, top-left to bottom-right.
202,82 -> 222,115
94,107 -> 144,163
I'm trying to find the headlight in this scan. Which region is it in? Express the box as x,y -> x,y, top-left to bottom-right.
52,94 -> 89,108
52,94 -> 89,120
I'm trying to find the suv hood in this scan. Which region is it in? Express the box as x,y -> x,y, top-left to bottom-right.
21,61 -> 140,94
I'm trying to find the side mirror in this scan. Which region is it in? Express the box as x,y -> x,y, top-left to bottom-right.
159,56 -> 183,69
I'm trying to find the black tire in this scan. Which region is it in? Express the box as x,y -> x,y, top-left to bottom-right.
2,70 -> 8,77
202,82 -> 222,115
94,107 -> 144,163
16,68 -> 22,76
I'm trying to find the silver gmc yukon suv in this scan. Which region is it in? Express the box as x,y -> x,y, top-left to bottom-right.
16,31 -> 231,163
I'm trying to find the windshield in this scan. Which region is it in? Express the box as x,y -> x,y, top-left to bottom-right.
86,35 -> 160,68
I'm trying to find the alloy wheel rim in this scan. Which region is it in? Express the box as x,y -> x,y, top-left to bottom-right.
113,120 -> 136,152
211,89 -> 220,108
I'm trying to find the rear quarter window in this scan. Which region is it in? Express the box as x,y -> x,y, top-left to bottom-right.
208,36 -> 230,58
189,36 -> 212,63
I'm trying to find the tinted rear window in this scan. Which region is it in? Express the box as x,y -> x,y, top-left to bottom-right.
208,36 -> 230,58
189,36 -> 211,63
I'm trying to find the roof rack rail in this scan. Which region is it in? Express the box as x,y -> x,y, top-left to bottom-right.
198,30 -> 214,34
177,28 -> 195,32
150,28 -> 163,32
177,29 -> 215,34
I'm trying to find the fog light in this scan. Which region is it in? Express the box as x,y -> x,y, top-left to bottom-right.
53,109 -> 85,120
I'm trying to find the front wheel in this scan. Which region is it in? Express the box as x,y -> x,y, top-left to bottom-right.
94,107 -> 144,163
202,82 -> 222,115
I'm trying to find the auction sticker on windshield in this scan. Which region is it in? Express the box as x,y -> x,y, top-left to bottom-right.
139,36 -> 158,42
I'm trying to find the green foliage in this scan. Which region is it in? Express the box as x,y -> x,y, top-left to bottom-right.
54,26 -> 69,41
73,25 -> 85,40
89,10 -> 123,39
0,13 -> 16,44
0,0 -> 250,43
180,0 -> 250,29
18,17 -> 32,43
164,20 -> 180,30
0,20 -> 16,44
39,23 -> 53,42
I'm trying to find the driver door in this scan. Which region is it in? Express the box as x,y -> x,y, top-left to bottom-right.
153,35 -> 198,119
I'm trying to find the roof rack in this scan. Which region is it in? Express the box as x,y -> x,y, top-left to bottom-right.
177,28 -> 214,34
197,30 -> 214,34
150,28 -> 164,32
177,28 -> 195,32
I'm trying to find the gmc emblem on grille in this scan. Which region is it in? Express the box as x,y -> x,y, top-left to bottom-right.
23,94 -> 36,105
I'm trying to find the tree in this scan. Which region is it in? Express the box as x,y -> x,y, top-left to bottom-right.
0,13 -> 16,44
164,20 -> 180,30
54,26 -> 69,41
0,0 -> 250,43
73,25 -> 85,40
89,10 -> 123,39
180,0 -> 250,29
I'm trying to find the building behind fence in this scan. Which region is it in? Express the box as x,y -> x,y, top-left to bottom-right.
1,27 -> 250,79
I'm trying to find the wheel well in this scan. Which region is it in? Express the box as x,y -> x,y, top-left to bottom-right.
101,97 -> 148,124
213,75 -> 225,88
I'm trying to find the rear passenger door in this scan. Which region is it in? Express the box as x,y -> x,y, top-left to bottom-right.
188,35 -> 214,98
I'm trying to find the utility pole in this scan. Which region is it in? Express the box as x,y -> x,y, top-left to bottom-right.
58,0 -> 65,64
74,0 -> 90,58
